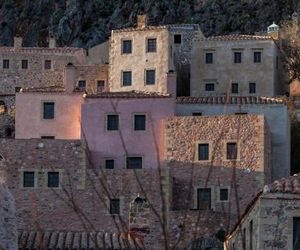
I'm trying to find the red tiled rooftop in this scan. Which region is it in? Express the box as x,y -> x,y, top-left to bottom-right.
202,34 -> 273,41
0,46 -> 82,54
86,90 -> 172,99
265,174 -> 300,194
21,85 -> 66,93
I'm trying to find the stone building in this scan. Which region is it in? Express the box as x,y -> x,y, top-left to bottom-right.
191,24 -> 283,97
108,15 -> 203,96
176,96 -> 290,181
165,114 -> 271,248
225,173 -> 300,250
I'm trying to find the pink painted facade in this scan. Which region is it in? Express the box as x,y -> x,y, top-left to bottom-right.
15,92 -> 83,139
81,95 -> 175,169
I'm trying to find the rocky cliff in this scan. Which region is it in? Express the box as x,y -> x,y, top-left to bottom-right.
0,0 -> 297,48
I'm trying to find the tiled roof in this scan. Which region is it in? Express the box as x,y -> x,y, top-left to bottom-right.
18,231 -> 143,250
0,47 -> 82,54
86,90 -> 171,99
21,85 -> 66,93
202,34 -> 272,41
264,174 -> 300,194
176,96 -> 285,105
113,26 -> 167,33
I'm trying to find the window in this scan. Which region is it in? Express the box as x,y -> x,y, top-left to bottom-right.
134,114 -> 146,131
122,40 -> 132,54
235,112 -> 248,115
294,217 -> 300,249
276,56 -> 279,69
197,188 -> 211,209
41,136 -> 55,139
249,82 -> 256,94
174,34 -> 182,44
110,199 -> 120,214
219,188 -> 229,201
78,80 -> 86,91
198,143 -> 209,161
254,51 -> 261,63
105,159 -> 115,169
23,171 -> 35,188
242,228 -> 246,250
97,80 -> 105,92
205,53 -> 213,64
127,157 -> 142,169
47,172 -> 59,188
43,102 -> 55,119
15,87 -> 21,93
145,70 -> 155,85
227,142 -> 238,160
205,83 -> 215,91
44,60 -> 52,69
250,220 -> 253,250
192,112 -> 202,116
3,59 -> 9,69
234,52 -> 242,63
106,114 -> 119,131
147,38 -> 157,52
21,60 -> 28,69
122,71 -> 132,86
231,83 -> 239,94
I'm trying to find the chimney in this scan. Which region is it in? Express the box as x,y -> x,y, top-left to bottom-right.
14,36 -> 22,50
64,63 -> 77,93
137,15 -> 147,29
167,70 -> 177,97
49,37 -> 56,48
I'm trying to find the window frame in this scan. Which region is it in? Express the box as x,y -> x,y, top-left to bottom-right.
106,113 -> 119,131
44,59 -> 52,70
174,34 -> 182,44
21,170 -> 36,189
133,113 -> 146,131
197,188 -> 212,210
233,51 -> 242,64
253,51 -> 262,63
21,59 -> 28,69
109,198 -> 121,215
218,187 -> 230,202
146,38 -> 157,53
231,83 -> 239,94
3,59 -> 9,69
196,142 -> 211,162
97,80 -> 105,92
122,70 -> 132,87
47,171 -> 60,188
249,82 -> 256,94
205,52 -> 213,64
42,101 -> 55,120
126,156 -> 143,169
105,159 -> 115,169
205,83 -> 215,92
225,141 -> 240,161
145,69 -> 156,85
121,39 -> 132,54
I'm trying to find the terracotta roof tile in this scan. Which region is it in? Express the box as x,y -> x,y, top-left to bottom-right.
176,96 -> 285,105
21,85 -> 66,93
265,174 -> 300,194
86,90 -> 172,99
18,231 -> 144,249
202,34 -> 273,41
0,46 -> 82,54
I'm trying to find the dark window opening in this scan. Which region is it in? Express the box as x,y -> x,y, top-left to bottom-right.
134,114 -> 146,131
122,40 -> 132,54
249,82 -> 256,94
235,112 -> 248,115
294,217 -> 300,249
234,52 -> 242,63
107,114 -> 119,131
227,142 -> 238,160
78,80 -> 86,91
242,228 -> 246,250
105,159 -> 115,169
192,112 -> 202,116
250,220 -> 253,250
231,83 -> 239,94
3,59 -> 9,69
127,157 -> 142,169
205,83 -> 215,91
21,60 -> 28,69
5,127 -> 12,137
205,53 -> 213,64
147,38 -> 157,52
145,70 -> 155,85
197,188 -> 211,210
15,87 -> 21,93
97,80 -> 105,92
23,171 -> 35,188
174,34 -> 182,44
122,71 -> 132,86
43,102 -> 55,119
254,52 -> 261,63
198,143 -> 209,161
44,60 -> 52,69
110,199 -> 120,214
220,188 -> 229,201
41,136 -> 55,139
48,172 -> 59,188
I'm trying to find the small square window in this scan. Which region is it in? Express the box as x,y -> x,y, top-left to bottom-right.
192,112 -> 202,116
105,159 -> 115,169
227,142 -> 237,160
122,71 -> 132,86
21,60 -> 28,69
231,83 -> 239,94
122,40 -> 132,54
249,82 -> 256,94
47,172 -> 59,188
97,80 -> 105,92
205,53 -> 213,64
3,59 -> 9,69
234,52 -> 242,63
134,114 -> 146,131
205,83 -> 215,91
107,114 -> 119,131
254,52 -> 261,63
23,171 -> 35,188
219,188 -> 229,201
197,188 -> 211,210
198,143 -> 209,161
43,102 -> 55,119
127,157 -> 142,169
110,199 -> 120,214
147,38 -> 157,52
174,34 -> 182,44
78,80 -> 86,91
145,70 -> 155,85
44,60 -> 52,70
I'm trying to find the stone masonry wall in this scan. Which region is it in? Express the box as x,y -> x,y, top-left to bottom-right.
165,114 -> 271,248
